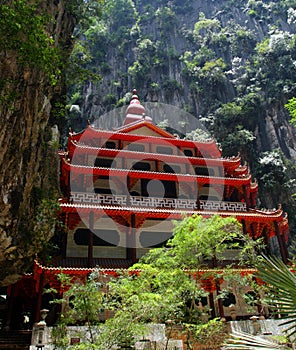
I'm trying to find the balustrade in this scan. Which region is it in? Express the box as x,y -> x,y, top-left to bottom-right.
70,192 -> 247,212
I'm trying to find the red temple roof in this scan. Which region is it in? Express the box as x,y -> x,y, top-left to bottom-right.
68,125 -> 222,158
60,202 -> 287,225
61,158 -> 254,186
68,139 -> 242,172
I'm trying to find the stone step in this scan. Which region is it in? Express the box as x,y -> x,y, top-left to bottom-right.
0,330 -> 31,349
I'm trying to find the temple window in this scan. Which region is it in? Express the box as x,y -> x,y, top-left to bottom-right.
221,292 -> 236,307
94,188 -> 112,194
139,231 -> 172,248
93,175 -> 114,194
103,141 -> 116,149
183,149 -> 193,157
74,228 -> 119,246
195,166 -> 215,176
140,179 -> 176,198
197,296 -> 208,307
94,158 -> 116,168
127,143 -> 145,152
163,164 -> 181,173
130,191 -> 140,196
132,161 -> 151,171
156,145 -> 173,155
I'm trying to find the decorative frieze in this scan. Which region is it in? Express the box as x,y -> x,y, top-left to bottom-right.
200,200 -> 247,212
70,192 -> 247,212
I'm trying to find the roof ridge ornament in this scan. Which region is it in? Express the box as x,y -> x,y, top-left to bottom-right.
124,89 -> 151,125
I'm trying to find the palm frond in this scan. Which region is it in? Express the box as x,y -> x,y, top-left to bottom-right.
224,330 -> 289,349
257,255 -> 296,337
225,256 -> 296,349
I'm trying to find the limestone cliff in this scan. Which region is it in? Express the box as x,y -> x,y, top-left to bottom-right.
0,0 -> 76,286
75,0 -> 296,162
68,0 -> 296,226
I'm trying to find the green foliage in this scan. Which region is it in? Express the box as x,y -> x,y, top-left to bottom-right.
185,128 -> 211,141
257,256 -> 296,337
109,266 -> 205,324
155,6 -> 177,34
51,271 -> 133,349
256,149 -> 289,193
93,310 -> 144,349
168,214 -> 263,268
67,40 -> 101,81
102,0 -> 138,34
186,318 -> 228,347
53,215 -> 264,348
66,0 -> 102,32
221,126 -> 256,159
162,78 -> 182,96
102,93 -> 117,109
285,97 -> 296,126
128,61 -> 148,87
193,12 -> 221,38
0,0 -> 61,84
31,199 -> 61,256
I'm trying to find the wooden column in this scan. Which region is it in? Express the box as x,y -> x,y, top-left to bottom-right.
242,185 -> 249,210
262,226 -> 271,256
127,175 -> 130,205
274,221 -> 288,263
195,183 -> 200,210
5,286 -> 15,329
215,282 -> 225,318
34,271 -> 45,323
126,214 -> 137,263
155,159 -> 159,172
241,219 -> 247,235
148,141 -> 152,153
88,211 -> 94,268
209,292 -> 216,318
62,212 -> 68,259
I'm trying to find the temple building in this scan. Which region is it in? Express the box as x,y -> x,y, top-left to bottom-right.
3,90 -> 289,330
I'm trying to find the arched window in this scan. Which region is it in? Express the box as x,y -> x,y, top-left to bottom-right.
221,292 -> 236,307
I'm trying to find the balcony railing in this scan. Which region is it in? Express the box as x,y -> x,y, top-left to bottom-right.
69,192 -> 247,212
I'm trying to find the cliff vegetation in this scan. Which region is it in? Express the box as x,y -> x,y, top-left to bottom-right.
0,0 -> 102,285
67,0 -> 296,236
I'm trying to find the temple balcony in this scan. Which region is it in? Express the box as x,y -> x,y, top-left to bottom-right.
68,192 -> 247,212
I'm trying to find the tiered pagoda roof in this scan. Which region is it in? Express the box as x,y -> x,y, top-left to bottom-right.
56,90 -> 289,266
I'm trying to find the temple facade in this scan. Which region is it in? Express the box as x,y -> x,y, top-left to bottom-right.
58,90 -> 288,267
3,90 -> 289,330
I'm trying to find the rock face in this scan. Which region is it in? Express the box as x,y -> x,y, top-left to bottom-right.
0,1 -> 76,286
73,0 -> 296,160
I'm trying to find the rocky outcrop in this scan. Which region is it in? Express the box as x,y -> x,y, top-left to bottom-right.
73,0 -> 296,160
0,1 -> 76,286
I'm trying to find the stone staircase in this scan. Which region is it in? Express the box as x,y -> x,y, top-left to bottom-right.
0,330 -> 31,349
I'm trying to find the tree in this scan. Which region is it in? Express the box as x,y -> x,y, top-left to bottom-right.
51,271 -> 107,349
52,215 -> 264,349
165,214 -> 262,269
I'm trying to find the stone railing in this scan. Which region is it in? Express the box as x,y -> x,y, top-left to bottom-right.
70,192 -> 247,212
